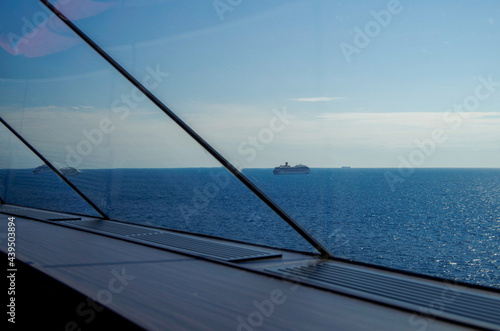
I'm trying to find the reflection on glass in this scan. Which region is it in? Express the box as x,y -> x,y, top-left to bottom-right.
0,124 -> 98,215
45,0 -> 500,286
0,1 -> 313,252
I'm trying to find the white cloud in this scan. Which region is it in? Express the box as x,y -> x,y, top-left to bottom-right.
291,97 -> 345,102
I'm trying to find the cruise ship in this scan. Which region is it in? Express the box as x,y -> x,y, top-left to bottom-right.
273,162 -> 311,175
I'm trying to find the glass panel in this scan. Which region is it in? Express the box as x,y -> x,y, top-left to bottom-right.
0,1 -> 313,252
0,122 -> 98,216
52,0 -> 500,287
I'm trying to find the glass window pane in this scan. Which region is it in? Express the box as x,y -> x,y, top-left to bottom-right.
48,0 -> 500,287
0,123 -> 99,216
0,1 -> 313,252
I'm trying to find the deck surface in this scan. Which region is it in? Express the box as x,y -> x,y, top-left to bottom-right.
0,210 -> 476,330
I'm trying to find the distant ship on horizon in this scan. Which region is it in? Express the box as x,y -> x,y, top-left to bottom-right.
33,164 -> 81,176
273,162 -> 310,175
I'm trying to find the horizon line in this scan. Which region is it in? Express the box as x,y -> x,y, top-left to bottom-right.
4,166 -> 500,171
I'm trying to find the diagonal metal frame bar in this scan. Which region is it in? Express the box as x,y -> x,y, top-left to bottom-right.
41,0 -> 334,258
0,196 -> 4,204
0,117 -> 109,220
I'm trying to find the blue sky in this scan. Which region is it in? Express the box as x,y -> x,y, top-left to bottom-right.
0,0 -> 499,169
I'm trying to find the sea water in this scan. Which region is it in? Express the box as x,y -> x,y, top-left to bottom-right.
2,168 -> 499,288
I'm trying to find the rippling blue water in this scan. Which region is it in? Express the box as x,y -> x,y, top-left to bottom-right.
2,168 -> 499,288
